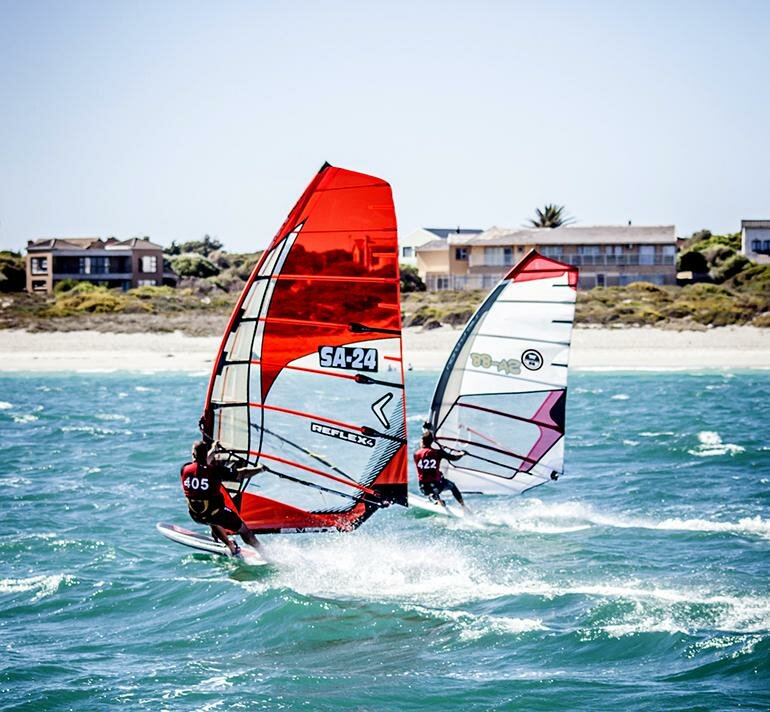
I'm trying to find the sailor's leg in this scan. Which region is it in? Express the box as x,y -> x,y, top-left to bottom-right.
446,479 -> 465,507
211,525 -> 238,555
238,523 -> 261,551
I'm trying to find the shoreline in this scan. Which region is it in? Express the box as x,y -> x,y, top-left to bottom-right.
0,325 -> 768,373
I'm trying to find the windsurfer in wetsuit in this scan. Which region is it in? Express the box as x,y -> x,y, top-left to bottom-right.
181,440 -> 263,556
413,431 -> 468,510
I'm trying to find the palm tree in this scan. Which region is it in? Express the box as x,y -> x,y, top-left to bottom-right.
528,204 -> 574,228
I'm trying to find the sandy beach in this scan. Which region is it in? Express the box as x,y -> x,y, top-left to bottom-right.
0,325 -> 767,372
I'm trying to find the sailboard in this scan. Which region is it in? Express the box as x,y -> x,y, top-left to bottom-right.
422,250 -> 578,495
195,163 -> 408,534
156,522 -> 268,564
408,494 -> 467,519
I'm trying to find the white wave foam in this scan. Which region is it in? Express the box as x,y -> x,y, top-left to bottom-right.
611,394 -> 629,400
134,386 -> 153,392
12,414 -> 38,424
478,499 -> 770,540
239,532 -> 520,606
688,431 -> 745,457
0,574 -> 72,601
429,608 -> 545,640
639,431 -> 675,437
95,413 -> 131,423
60,425 -> 133,436
0,401 -> 12,410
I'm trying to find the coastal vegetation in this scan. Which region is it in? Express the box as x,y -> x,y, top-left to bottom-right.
2,230 -> 767,333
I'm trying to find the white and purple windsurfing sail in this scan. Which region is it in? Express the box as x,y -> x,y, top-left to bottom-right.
425,250 -> 578,495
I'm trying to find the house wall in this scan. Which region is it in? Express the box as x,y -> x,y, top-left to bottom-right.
420,240 -> 677,291
26,245 -> 165,293
399,228 -> 442,266
742,226 -> 770,265
26,252 -> 53,292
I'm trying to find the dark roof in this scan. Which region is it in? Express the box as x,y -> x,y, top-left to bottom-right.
741,220 -> 770,229
27,236 -> 163,252
424,227 -> 484,239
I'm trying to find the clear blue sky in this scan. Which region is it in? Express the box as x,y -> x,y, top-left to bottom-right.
1,0 -> 768,252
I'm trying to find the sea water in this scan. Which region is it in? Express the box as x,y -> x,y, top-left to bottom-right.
0,370 -> 768,710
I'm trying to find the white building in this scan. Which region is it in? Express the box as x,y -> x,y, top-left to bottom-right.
741,220 -> 770,265
398,227 -> 482,266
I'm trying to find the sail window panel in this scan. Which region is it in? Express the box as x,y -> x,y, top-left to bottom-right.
242,279 -> 270,318
450,467 -> 540,495
257,245 -> 281,278
215,363 -> 250,405
228,321 -> 258,362
214,406 -> 250,453
261,371 -> 380,478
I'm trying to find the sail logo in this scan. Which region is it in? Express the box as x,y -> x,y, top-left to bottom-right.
470,352 -> 521,376
311,422 -> 376,448
319,345 -> 378,372
521,349 -> 544,370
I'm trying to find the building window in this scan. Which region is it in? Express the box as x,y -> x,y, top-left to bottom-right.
137,279 -> 157,287
30,257 -> 48,274
31,279 -> 47,291
503,247 -> 513,265
764,240 -> 770,251
639,245 -> 655,265
752,240 -> 761,251
436,277 -> 450,290
596,273 -> 605,287
455,247 -> 468,261
401,246 -> 414,258
141,255 -> 158,273
541,245 -> 563,257
577,245 -> 601,256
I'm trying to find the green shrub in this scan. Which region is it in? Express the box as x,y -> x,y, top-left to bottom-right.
53,278 -> 80,294
0,252 -> 26,292
171,253 -> 219,278
710,253 -> 750,283
128,285 -> 177,299
399,264 -> 426,293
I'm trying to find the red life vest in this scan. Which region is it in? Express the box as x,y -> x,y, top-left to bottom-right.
413,447 -> 445,484
180,462 -> 224,499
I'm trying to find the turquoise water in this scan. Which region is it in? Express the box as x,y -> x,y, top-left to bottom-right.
1,370 -> 769,710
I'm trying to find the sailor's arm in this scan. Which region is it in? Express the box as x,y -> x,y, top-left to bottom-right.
234,464 -> 266,481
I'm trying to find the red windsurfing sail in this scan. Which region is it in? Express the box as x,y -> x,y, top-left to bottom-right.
200,164 -> 407,533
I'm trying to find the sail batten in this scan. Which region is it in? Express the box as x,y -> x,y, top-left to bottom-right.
201,164 -> 408,532
426,250 -> 578,496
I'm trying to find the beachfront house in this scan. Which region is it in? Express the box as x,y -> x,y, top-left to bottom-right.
399,227 -> 482,267
25,237 -> 172,293
415,225 -> 678,290
740,220 -> 770,265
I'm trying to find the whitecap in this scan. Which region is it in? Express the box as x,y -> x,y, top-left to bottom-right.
688,431 -> 745,457
611,393 -> 630,400
95,413 -> 131,423
0,574 -> 73,602
478,499 -> 770,540
0,401 -> 12,410
12,414 -> 38,424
